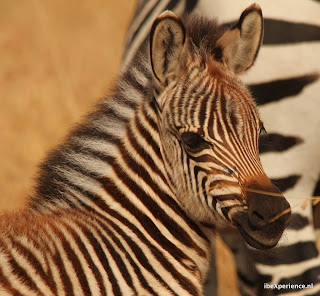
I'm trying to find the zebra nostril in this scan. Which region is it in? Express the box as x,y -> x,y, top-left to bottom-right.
246,180 -> 291,231
249,210 -> 267,228
253,210 -> 264,221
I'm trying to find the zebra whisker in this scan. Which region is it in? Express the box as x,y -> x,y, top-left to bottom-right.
267,207 -> 292,224
245,187 -> 320,202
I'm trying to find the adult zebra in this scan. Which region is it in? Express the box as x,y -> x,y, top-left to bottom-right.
123,0 -> 320,295
0,4 -> 291,296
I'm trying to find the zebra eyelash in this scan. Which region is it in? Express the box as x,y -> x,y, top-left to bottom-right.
181,132 -> 212,152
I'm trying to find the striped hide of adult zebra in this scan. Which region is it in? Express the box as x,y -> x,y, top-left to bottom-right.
0,4 -> 291,296
216,1 -> 320,295
123,0 -> 320,295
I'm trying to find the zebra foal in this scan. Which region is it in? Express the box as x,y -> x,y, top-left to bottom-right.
0,4 -> 291,296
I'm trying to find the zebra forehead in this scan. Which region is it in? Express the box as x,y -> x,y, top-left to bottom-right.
176,71 -> 258,117
182,13 -> 224,59
167,88 -> 259,137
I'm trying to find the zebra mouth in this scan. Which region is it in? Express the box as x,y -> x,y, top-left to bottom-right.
232,211 -> 290,250
235,221 -> 278,250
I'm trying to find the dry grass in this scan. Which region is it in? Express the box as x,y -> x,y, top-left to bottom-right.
0,1 -> 237,295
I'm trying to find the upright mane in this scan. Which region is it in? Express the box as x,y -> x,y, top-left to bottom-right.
183,14 -> 224,58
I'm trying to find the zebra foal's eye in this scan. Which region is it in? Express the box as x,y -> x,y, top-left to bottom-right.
181,132 -> 206,151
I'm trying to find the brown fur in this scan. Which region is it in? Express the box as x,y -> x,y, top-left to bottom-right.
183,14 -> 225,59
0,3 -> 239,295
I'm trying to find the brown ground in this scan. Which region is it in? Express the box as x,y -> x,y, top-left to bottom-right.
0,1 -> 238,295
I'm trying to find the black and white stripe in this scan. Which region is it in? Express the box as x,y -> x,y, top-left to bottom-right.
0,5 -> 293,295
123,0 -> 320,295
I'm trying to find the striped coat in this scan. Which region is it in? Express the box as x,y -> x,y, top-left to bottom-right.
122,0 -> 320,295
0,4 -> 291,296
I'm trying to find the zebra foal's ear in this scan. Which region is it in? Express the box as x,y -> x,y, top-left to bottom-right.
216,3 -> 263,74
150,11 -> 186,86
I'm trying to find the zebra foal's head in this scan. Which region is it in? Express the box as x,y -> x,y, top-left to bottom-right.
149,4 -> 291,250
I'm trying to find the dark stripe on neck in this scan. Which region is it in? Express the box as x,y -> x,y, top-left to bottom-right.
56,223 -> 92,295
111,143 -> 208,254
249,73 -> 319,106
0,265 -> 24,295
49,233 -> 74,293
259,133 -> 303,154
11,238 -> 50,285
277,266 -> 320,294
286,213 -> 310,230
68,221 -> 107,296
81,218 -> 139,294
223,19 -> 320,44
270,175 -> 301,192
249,241 -> 319,265
263,19 -> 320,44
312,176 -> 320,229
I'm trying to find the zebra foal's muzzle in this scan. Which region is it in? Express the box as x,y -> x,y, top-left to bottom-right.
232,180 -> 291,250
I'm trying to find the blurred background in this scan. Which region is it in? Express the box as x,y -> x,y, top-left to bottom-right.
0,1 -> 238,295
0,0 -> 136,209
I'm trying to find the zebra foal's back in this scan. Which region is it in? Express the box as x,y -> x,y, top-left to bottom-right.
0,4 -> 291,296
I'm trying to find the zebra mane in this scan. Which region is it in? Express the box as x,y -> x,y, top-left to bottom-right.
182,14 -> 224,59
29,51 -> 153,211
